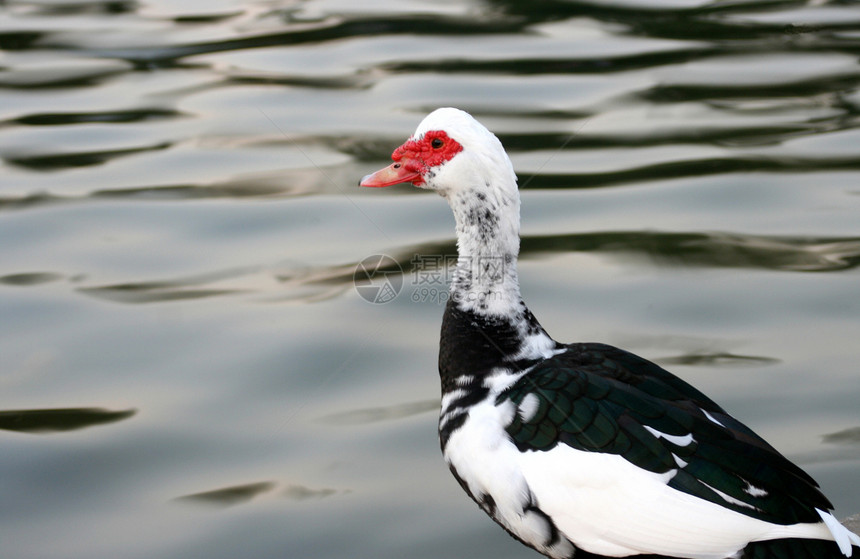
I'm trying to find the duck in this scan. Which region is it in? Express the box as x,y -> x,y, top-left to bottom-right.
359,107 -> 860,559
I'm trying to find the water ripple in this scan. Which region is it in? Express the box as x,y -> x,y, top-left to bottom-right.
0,407 -> 136,434
3,141 -> 173,171
1,2 -> 859,557
823,427 -> 860,446
59,231 -> 860,306
5,107 -> 185,126
174,481 -> 277,507
521,231 -> 860,272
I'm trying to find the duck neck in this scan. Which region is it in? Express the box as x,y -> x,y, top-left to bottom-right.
446,183 -> 523,317
438,184 -> 559,392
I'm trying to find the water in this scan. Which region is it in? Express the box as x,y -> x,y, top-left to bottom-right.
2,1 -> 859,557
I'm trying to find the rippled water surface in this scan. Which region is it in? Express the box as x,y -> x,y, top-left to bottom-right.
2,1 -> 860,558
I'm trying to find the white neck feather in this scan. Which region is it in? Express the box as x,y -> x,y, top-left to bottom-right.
444,173 -> 523,317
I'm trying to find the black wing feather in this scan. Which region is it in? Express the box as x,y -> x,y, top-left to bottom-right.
499,342 -> 832,526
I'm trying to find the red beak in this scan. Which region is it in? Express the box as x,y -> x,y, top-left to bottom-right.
359,160 -> 421,188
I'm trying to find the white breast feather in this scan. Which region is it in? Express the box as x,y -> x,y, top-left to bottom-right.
444,399 -> 535,537
444,394 -> 844,559
516,445 -> 836,559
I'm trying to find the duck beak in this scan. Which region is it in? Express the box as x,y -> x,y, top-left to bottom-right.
359,160 -> 421,188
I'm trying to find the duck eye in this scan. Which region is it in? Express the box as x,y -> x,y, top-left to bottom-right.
431,138 -> 444,149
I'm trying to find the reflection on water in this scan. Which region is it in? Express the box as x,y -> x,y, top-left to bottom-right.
176,480 -> 344,507
282,483 -> 341,501
0,271 -> 64,285
0,407 -> 136,433
1,0 -> 859,558
175,481 -> 277,507
655,351 -> 779,368
522,231 -> 860,272
823,428 -> 860,446
60,230 -> 860,307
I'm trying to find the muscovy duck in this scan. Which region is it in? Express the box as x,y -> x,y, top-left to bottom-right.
359,107 -> 860,559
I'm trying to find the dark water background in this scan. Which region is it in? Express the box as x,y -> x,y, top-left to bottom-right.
2,1 -> 860,558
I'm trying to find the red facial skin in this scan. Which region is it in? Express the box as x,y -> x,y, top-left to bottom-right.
360,130 -> 463,188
